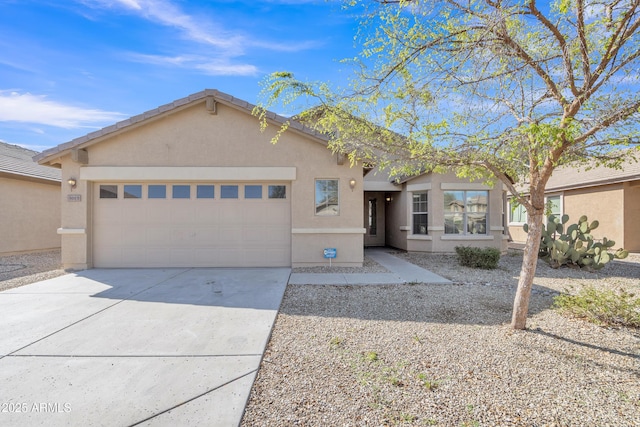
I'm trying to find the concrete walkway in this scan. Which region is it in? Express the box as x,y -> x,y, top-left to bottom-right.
289,248 -> 451,285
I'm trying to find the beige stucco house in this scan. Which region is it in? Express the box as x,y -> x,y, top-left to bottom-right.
508,155 -> 640,252
363,167 -> 509,252
35,90 -> 364,270
0,142 -> 61,254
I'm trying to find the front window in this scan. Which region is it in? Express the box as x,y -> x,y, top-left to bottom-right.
315,179 -> 339,216
412,192 -> 428,234
444,190 -> 487,234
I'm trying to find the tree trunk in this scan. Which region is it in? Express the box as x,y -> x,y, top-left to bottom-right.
511,197 -> 545,330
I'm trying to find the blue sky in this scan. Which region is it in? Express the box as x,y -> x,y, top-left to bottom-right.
0,0 -> 359,151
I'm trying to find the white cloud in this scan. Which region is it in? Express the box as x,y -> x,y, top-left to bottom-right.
126,53 -> 258,76
79,0 -> 318,55
81,0 -> 244,53
0,91 -> 126,129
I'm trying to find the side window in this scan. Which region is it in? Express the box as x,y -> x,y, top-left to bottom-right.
547,195 -> 562,217
412,192 -> 428,234
509,200 -> 528,224
315,179 -> 339,216
368,198 -> 377,235
99,185 -> 118,199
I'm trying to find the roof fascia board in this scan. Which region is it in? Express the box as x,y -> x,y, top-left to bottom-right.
0,171 -> 61,185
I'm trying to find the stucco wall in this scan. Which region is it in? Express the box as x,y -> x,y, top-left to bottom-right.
564,184 -> 624,247
56,100 -> 363,268
508,183 -> 631,251
623,182 -> 640,252
0,176 -> 61,254
389,171 -> 507,253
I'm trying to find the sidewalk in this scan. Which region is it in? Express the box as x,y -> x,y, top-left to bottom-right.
288,248 -> 451,285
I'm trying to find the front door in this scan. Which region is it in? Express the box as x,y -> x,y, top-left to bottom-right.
364,192 -> 385,246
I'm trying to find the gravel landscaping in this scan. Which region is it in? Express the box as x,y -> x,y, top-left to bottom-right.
242,250 -> 640,426
0,249 -> 65,291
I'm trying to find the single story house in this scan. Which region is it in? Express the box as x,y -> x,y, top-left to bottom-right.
363,167 -> 509,253
0,142 -> 61,254
35,89 -> 510,270
508,155 -> 640,252
35,90 -> 365,270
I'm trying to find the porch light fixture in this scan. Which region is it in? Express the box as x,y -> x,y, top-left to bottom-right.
67,178 -> 77,190
349,178 -> 356,190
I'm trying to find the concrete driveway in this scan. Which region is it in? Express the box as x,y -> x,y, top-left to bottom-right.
0,268 -> 289,427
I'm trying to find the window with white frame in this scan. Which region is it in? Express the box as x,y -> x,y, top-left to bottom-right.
443,190 -> 488,234
509,201 -> 528,224
547,195 -> 562,217
315,179 -> 339,215
509,194 -> 562,224
412,192 -> 428,234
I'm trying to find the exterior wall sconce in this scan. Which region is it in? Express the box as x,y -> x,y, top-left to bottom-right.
68,178 -> 77,191
386,195 -> 393,202
349,178 -> 357,190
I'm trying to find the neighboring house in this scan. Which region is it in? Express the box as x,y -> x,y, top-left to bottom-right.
34,90 -> 364,270
363,167 -> 509,252
508,155 -> 640,252
0,142 -> 61,254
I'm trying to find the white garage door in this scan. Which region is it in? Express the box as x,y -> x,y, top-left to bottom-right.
93,182 -> 291,267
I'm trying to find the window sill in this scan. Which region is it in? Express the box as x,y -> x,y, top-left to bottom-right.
408,235 -> 432,241
441,235 -> 494,241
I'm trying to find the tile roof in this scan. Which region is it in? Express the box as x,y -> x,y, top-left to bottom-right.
34,89 -> 329,164
545,153 -> 640,191
0,142 -> 61,182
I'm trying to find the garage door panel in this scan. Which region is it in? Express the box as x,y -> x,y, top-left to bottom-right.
219,249 -> 244,266
170,205 -> 196,223
243,226 -> 268,242
171,228 -> 197,245
123,204 -> 147,223
192,248 -> 220,265
219,205 -> 243,224
194,227 -> 219,244
146,204 -> 172,223
93,182 -> 290,267
218,226 -> 243,243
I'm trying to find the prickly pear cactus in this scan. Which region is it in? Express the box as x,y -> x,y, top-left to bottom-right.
523,214 -> 628,270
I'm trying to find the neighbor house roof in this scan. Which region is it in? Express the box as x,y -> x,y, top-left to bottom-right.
0,142 -> 61,183
545,153 -> 640,192
34,89 -> 330,166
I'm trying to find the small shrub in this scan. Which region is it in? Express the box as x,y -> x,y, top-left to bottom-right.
455,246 -> 501,269
554,286 -> 640,328
364,351 -> 379,362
